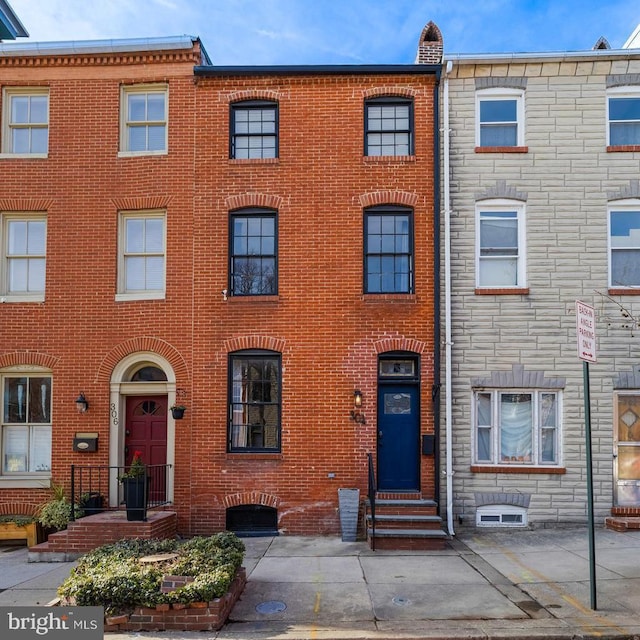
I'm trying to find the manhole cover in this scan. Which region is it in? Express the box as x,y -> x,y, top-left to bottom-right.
256,600 -> 287,614
392,596 -> 411,607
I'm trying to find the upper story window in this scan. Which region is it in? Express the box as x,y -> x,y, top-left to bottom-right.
229,209 -> 277,296
476,200 -> 526,288
607,88 -> 640,146
120,85 -> 168,154
230,100 -> 278,159
474,390 -> 560,467
1,371 -> 52,475
228,351 -> 281,453
0,213 -> 46,301
476,89 -> 524,148
1,88 -> 49,156
364,97 -> 413,156
364,206 -> 413,294
609,201 -> 640,288
117,210 -> 165,300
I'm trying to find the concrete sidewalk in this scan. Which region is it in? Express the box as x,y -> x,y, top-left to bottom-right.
3,526 -> 640,638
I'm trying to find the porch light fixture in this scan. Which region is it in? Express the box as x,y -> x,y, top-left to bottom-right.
350,390 -> 365,424
75,392 -> 89,413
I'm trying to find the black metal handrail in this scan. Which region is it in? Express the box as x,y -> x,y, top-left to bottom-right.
70,463 -> 172,521
367,452 -> 376,551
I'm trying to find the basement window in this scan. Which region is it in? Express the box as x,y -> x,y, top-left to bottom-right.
226,504 -> 278,537
476,505 -> 527,527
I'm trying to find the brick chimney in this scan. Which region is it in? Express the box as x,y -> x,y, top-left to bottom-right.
415,21 -> 443,64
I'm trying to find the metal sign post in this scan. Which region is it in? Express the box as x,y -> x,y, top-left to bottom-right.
576,300 -> 597,610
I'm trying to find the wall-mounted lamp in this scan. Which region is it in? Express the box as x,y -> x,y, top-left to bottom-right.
350,390 -> 366,424
221,288 -> 228,301
75,392 -> 89,413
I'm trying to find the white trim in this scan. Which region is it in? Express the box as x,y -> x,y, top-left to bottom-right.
109,352 -> 177,508
475,88 -> 524,148
475,199 -> 527,288
119,84 -> 168,154
476,504 -> 527,527
117,209 -> 166,297
1,87 -> 49,155
607,198 -> 640,288
606,86 -> 640,146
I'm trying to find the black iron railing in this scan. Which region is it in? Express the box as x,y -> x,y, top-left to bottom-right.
367,452 -> 377,551
70,463 -> 172,521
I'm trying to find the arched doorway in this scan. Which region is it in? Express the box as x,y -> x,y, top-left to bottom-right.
108,352 -> 178,508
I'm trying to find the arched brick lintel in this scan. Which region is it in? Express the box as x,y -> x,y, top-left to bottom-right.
0,351 -> 59,370
374,337 -> 427,355
95,337 -> 189,384
223,492 -> 280,509
226,193 -> 284,211
359,190 -> 419,208
225,89 -> 281,104
362,86 -> 418,99
225,335 -> 286,354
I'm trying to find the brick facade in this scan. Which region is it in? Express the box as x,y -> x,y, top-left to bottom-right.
0,31 -> 442,537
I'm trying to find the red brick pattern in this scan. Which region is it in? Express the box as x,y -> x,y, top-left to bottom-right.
1,38 -> 440,538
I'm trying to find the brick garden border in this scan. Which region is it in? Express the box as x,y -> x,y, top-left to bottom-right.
103,567 -> 246,632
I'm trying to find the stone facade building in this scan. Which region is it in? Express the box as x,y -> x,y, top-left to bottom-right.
441,37 -> 640,530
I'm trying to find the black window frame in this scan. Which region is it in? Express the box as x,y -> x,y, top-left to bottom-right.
228,350 -> 281,453
364,205 -> 414,294
229,208 -> 278,296
364,96 -> 414,157
230,100 -> 279,159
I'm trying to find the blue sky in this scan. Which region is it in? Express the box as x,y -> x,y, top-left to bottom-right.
7,0 -> 640,64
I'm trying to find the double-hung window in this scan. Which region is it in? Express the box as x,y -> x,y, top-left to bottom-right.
1,372 -> 52,475
228,351 -> 281,452
117,211 -> 165,300
474,390 -> 559,466
364,206 -> 413,294
230,100 -> 278,159
365,97 -> 413,156
1,213 -> 47,301
120,85 -> 168,154
230,209 -> 277,296
476,89 -> 524,148
609,202 -> 640,288
476,201 -> 526,288
608,89 -> 640,146
2,88 -> 49,155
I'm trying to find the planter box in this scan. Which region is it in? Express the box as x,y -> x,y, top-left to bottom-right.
103,567 -> 247,632
0,521 -> 37,547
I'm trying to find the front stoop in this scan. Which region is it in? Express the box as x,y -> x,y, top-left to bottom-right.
605,507 -> 640,532
28,510 -> 177,562
365,495 -> 449,550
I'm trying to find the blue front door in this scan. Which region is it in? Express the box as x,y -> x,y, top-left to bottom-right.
377,384 -> 419,490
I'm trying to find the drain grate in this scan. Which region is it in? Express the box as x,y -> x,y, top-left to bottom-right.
256,600 -> 287,614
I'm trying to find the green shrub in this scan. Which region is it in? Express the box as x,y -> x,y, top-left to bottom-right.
57,533 -> 245,616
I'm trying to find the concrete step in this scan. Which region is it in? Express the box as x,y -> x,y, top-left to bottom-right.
367,527 -> 449,551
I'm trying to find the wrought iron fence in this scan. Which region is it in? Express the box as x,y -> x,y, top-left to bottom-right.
70,463 -> 172,521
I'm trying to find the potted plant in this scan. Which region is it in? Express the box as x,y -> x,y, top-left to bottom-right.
80,491 -> 104,516
120,451 -> 148,521
170,404 -> 186,419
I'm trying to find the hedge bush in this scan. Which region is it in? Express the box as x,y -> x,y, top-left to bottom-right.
57,533 -> 245,615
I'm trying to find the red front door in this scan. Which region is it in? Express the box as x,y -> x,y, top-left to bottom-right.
125,396 -> 167,502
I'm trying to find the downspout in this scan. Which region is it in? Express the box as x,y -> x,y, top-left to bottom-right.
432,66 -> 442,520
443,59 -> 455,536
